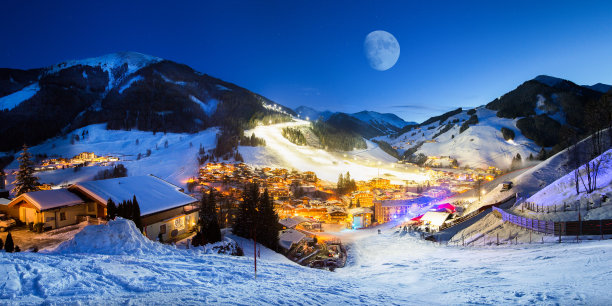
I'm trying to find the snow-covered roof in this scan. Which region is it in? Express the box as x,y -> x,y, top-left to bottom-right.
70,175 -> 197,216
348,207 -> 373,215
9,189 -> 84,211
0,197 -> 12,205
279,216 -> 314,229
279,229 -> 306,250
421,211 -> 450,227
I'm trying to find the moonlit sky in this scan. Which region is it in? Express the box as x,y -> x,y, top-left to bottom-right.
1,1 -> 611,123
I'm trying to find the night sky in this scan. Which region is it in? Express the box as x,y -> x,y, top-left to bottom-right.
2,0 -> 611,122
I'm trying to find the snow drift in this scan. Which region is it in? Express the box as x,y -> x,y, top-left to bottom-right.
52,218 -> 173,256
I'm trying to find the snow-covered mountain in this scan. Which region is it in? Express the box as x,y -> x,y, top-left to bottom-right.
0,52 -> 294,151
380,75 -> 611,169
378,106 -> 541,169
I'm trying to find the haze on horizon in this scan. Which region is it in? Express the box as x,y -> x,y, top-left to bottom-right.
1,0 -> 611,123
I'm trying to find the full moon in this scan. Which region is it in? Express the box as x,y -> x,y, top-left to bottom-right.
364,30 -> 400,71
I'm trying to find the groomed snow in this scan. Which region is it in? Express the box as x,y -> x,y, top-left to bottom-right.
190,95 -> 218,116
0,83 -> 39,111
118,75 -> 144,94
240,120 -> 428,184
2,219 -> 612,304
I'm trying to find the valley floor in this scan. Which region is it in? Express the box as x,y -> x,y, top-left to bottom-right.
2,223 -> 612,305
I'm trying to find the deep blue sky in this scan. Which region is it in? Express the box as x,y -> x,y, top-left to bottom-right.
2,1 -> 611,122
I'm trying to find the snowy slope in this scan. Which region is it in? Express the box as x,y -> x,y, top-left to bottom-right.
0,83 -> 39,111
379,107 -> 539,169
470,129 -> 611,213
509,148 -> 612,221
3,218 -> 612,303
240,120 -> 427,184
4,124 -> 218,190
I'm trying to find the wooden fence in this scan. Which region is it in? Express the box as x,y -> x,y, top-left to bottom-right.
493,207 -> 612,236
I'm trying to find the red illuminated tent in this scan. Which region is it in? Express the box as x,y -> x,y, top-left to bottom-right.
434,203 -> 456,213
410,215 -> 424,221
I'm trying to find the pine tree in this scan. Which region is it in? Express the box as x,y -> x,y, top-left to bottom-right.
132,195 -> 143,232
256,189 -> 280,250
107,198 -> 117,220
233,183 -> 259,239
4,231 -> 14,253
11,145 -> 40,196
196,189 -> 222,245
206,190 -> 222,243
356,199 -> 361,208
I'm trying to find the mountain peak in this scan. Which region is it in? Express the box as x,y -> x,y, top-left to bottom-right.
583,82 -> 612,93
533,75 -> 565,87
49,51 -> 163,75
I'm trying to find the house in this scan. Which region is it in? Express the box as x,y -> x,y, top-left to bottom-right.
7,189 -> 91,230
348,207 -> 373,229
279,216 -> 313,229
375,197 -> 434,224
69,175 -> 199,241
420,211 -> 450,231
279,229 -> 307,251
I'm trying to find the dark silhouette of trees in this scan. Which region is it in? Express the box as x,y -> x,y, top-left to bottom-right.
11,145 -> 40,196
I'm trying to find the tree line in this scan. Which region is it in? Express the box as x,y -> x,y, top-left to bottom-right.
233,183 -> 280,251
106,196 -> 143,232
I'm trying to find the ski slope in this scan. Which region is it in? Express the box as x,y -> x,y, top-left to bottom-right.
4,124 -> 218,190
2,218 -> 612,304
240,120 -> 428,184
379,107 -> 540,169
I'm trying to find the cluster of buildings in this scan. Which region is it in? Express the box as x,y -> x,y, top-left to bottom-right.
0,175 -> 199,242
32,152 -> 119,172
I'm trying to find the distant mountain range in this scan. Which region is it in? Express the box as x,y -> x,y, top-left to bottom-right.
294,106 -> 417,138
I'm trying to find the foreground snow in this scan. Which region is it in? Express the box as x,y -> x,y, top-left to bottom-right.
2,219 -> 612,304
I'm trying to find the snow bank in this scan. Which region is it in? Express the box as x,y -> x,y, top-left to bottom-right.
52,218 -> 173,256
